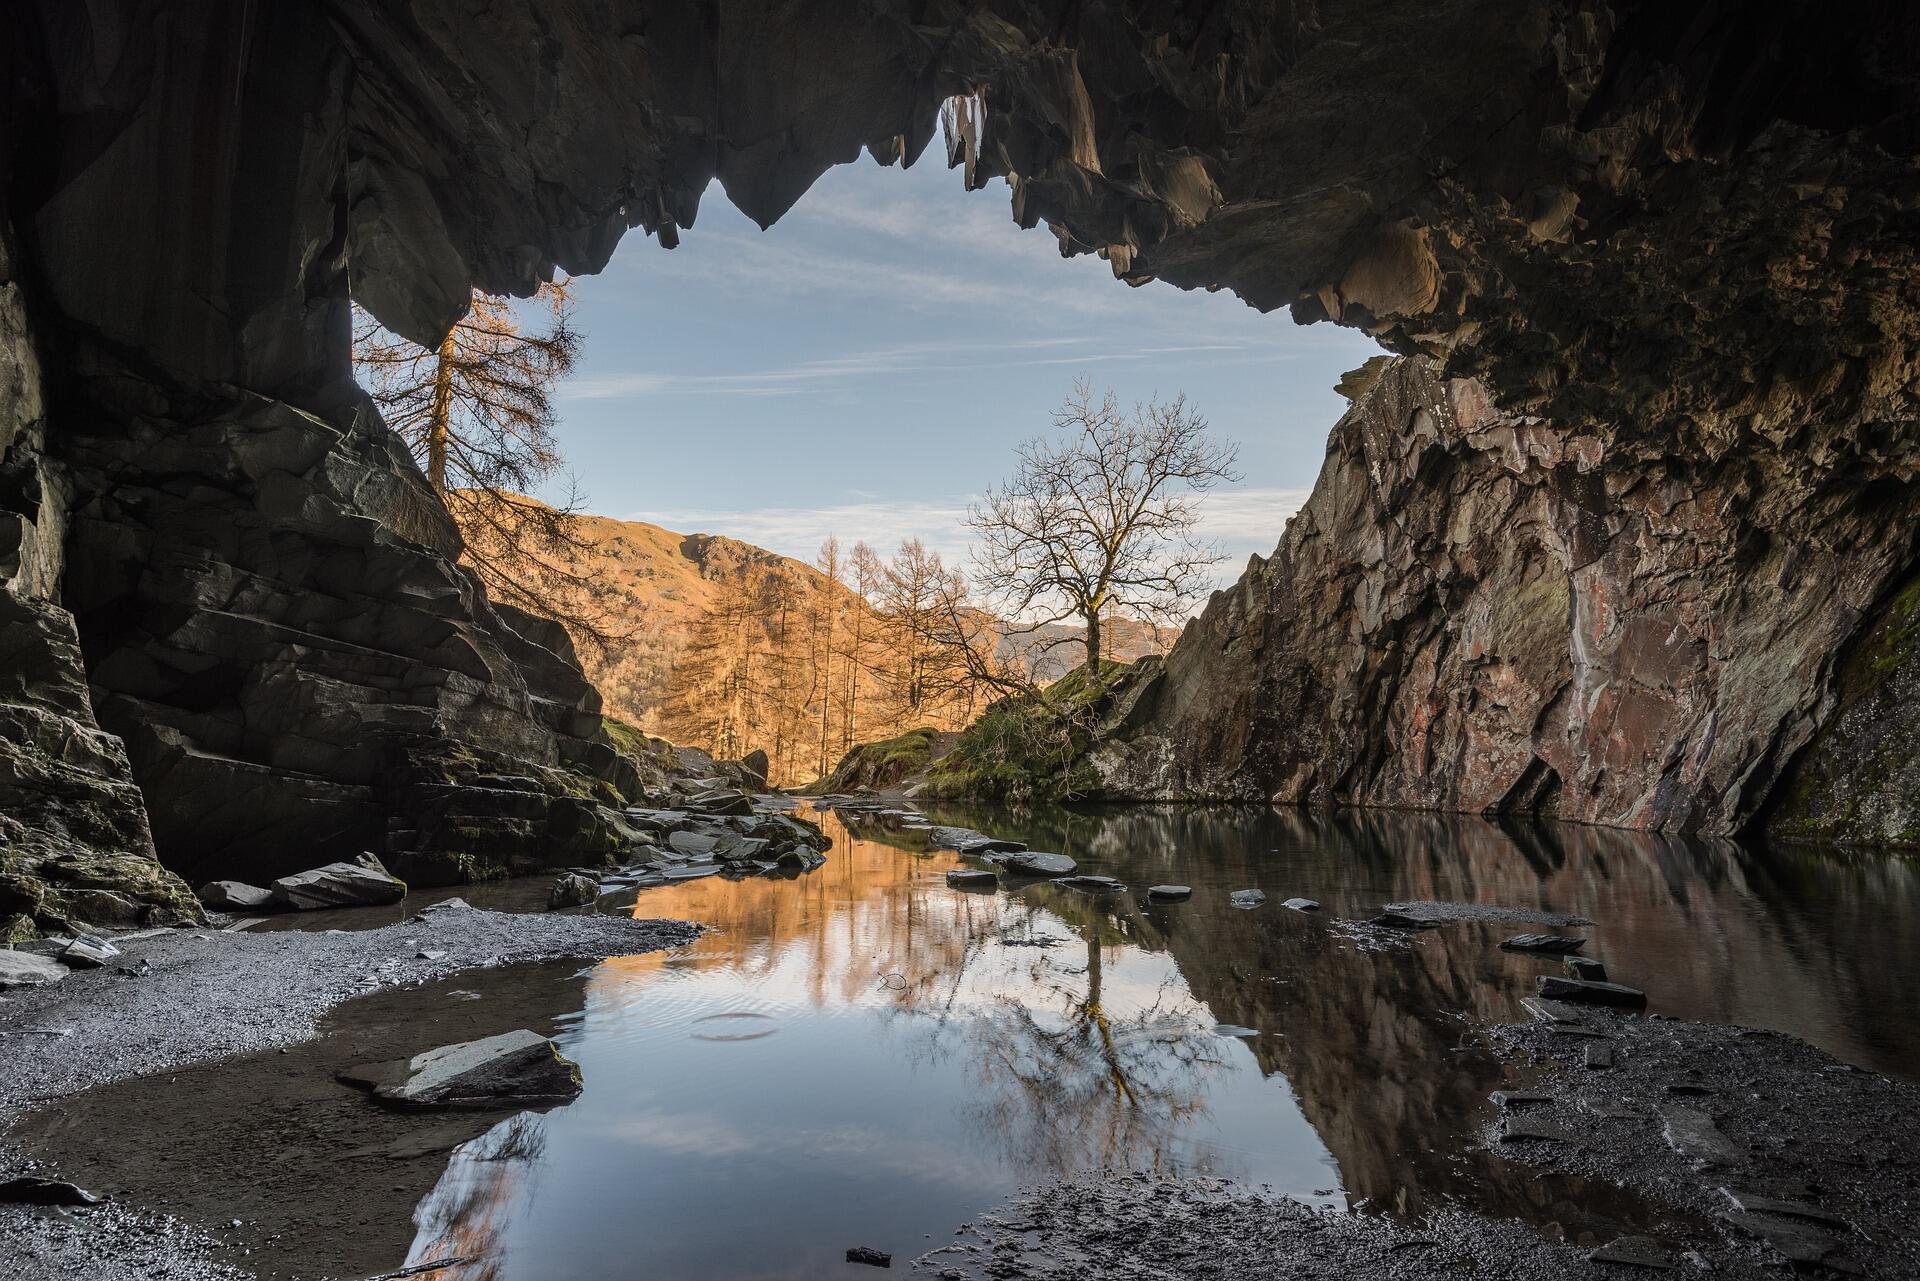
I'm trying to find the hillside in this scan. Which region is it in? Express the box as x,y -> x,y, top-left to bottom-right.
506,504 -> 1176,784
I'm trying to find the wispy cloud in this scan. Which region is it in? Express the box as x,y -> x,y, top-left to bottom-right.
566,335 -> 1282,402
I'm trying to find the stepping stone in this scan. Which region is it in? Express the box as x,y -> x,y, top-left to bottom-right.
1535,975 -> 1647,1008
1368,910 -> 1438,929
1281,897 -> 1321,911
945,868 -> 998,890
1661,1107 -> 1743,1168
1147,885 -> 1191,901
1061,874 -> 1126,892
1589,1236 -> 1678,1269
1501,933 -> 1585,953
1005,851 -> 1076,877
1229,889 -> 1266,909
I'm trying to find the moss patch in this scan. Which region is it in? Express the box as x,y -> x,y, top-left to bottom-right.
918,662 -> 1136,804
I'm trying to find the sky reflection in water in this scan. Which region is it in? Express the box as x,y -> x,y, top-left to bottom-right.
406,804 -> 1920,1280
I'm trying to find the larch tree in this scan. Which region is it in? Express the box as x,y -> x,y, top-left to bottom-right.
353,279 -> 626,651
968,380 -> 1239,687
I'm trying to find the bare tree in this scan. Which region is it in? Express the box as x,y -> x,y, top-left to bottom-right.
353,281 -> 627,650
968,380 -> 1239,686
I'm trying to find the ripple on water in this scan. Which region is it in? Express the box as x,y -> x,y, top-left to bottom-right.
689,1011 -> 782,1042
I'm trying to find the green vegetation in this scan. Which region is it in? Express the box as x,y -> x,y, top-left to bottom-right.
813,726 -> 948,793
917,661 -> 1136,804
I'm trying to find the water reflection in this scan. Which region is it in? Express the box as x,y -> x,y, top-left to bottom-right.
394,804 -> 1918,1280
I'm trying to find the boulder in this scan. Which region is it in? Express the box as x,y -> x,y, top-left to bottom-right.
740,749 -> 771,789
1147,885 -> 1191,901
271,856 -> 407,910
1229,889 -> 1266,909
548,872 -> 599,909
945,869 -> 999,890
1534,975 -> 1647,1008
197,880 -> 277,911
0,950 -> 70,988
775,848 -> 826,872
1005,851 -> 1076,877
347,1029 -> 583,1111
1566,957 -> 1609,982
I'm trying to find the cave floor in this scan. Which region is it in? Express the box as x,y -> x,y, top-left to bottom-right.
3,802 -> 1916,1280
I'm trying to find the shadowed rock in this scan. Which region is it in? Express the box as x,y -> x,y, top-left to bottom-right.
344,1030 -> 584,1112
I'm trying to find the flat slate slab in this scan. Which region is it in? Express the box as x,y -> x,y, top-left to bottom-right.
945,868 -> 999,890
1500,933 -> 1585,953
1061,874 -> 1126,892
1005,851 -> 1076,877
1147,885 -> 1191,901
1589,1236 -> 1678,1269
0,950 -> 70,988
1661,1106 -> 1744,1168
1535,975 -> 1647,1007
350,1029 -> 584,1111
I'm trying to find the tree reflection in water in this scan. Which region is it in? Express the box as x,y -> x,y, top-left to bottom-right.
407,1113 -> 549,1281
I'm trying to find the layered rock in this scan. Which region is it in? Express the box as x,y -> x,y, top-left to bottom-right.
1,225 -> 199,934
1092,358 -> 1920,835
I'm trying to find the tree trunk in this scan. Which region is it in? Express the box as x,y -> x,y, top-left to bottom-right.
425,328 -> 457,492
1082,607 -> 1103,685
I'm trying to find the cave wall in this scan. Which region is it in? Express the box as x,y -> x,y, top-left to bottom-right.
2,0 -> 1918,892
1092,356 -> 1920,836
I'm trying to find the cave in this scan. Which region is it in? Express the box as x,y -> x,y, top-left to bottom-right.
4,0 -> 1918,933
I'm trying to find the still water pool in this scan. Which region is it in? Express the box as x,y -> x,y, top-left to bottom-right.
390,803 -> 1920,1280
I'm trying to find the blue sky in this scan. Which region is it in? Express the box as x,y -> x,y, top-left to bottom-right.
545,153 -> 1380,588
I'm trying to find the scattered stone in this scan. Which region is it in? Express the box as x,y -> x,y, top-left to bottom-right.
196,880 -> 277,911
945,869 -> 999,890
845,1245 -> 892,1267
1721,1211 -> 1862,1274
0,950 -> 70,988
1584,1042 -> 1616,1070
1566,957 -> 1609,981
1500,933 -> 1585,953
1661,1107 -> 1744,1168
1005,851 -> 1076,877
1147,885 -> 1191,901
0,1177 -> 105,1207
548,872 -> 599,909
1229,889 -> 1266,909
271,856 -> 407,910
1589,1236 -> 1678,1269
1062,874 -> 1125,892
1281,897 -> 1320,911
416,949 -> 449,961
1716,1188 -> 1852,1230
1499,1116 -> 1578,1144
1489,1090 -> 1555,1110
1520,997 -> 1590,1025
345,1029 -> 584,1111
1535,975 -> 1647,1008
